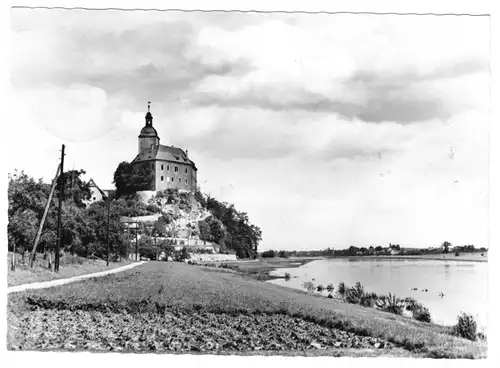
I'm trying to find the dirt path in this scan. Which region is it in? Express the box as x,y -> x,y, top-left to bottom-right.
7,261 -> 146,294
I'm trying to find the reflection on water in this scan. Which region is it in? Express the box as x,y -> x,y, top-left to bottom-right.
269,258 -> 488,329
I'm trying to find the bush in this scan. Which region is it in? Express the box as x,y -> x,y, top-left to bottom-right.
278,250 -> 289,258
316,284 -> 325,293
453,313 -> 477,341
326,283 -> 334,293
413,306 -> 432,323
360,292 -> 378,308
284,272 -> 291,281
302,281 -> 315,293
376,293 -> 404,315
261,250 -> 276,258
337,281 -> 346,298
455,251 -> 460,257
173,247 -> 190,262
345,282 -> 364,304
146,203 -> 161,214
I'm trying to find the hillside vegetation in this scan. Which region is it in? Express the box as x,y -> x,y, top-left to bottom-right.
8,169 -> 262,266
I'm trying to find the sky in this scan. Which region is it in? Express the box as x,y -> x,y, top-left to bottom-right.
8,9 -> 491,250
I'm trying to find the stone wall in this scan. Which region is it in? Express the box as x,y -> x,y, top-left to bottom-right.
190,253 -> 238,262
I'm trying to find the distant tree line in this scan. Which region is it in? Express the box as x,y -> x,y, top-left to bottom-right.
259,243 -> 487,258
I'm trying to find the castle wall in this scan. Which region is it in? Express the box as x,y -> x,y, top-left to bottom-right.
154,160 -> 197,192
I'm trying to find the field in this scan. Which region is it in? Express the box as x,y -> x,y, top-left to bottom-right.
7,261 -> 487,358
7,252 -> 132,287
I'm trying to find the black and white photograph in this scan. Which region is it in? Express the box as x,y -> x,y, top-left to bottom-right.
4,0 -> 496,361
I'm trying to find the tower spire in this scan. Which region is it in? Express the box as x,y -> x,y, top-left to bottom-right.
145,101 -> 153,126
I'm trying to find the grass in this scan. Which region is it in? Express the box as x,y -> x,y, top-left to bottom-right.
8,262 -> 487,358
7,252 -> 133,287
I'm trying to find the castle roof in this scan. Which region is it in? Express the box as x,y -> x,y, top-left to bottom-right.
132,144 -> 197,170
139,124 -> 158,138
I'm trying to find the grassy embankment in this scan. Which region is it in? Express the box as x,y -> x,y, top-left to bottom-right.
7,252 -> 133,287
8,261 -> 486,358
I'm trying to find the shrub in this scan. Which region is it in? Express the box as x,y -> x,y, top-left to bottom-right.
327,293 -> 333,299
345,282 -> 365,304
261,250 -> 276,258
173,247 -> 190,262
453,313 -> 477,341
326,283 -> 334,293
337,281 -> 346,298
413,306 -> 432,323
284,272 -> 291,281
146,203 -> 161,214
278,250 -> 289,258
302,281 -> 315,293
360,292 -> 378,307
376,293 -> 404,315
455,251 -> 460,257
316,284 -> 325,293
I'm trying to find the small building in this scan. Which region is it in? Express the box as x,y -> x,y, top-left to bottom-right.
83,179 -> 112,206
130,102 -> 198,193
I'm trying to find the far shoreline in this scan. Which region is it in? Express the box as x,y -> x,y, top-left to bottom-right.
338,254 -> 488,263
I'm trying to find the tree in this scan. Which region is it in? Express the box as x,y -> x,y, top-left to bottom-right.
63,169 -> 91,208
198,220 -> 212,243
194,187 -> 207,208
113,161 -> 154,197
442,241 -> 452,253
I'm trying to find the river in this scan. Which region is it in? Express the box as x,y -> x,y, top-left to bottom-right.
268,258 -> 488,330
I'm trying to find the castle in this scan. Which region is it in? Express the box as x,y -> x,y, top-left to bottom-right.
131,102 -> 198,193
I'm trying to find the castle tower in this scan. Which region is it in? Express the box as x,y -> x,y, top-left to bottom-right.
138,101 -> 160,153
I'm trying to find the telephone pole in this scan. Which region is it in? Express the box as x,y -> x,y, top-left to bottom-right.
135,223 -> 139,261
54,144 -> 65,272
106,198 -> 110,266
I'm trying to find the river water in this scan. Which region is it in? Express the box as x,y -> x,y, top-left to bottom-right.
268,258 -> 488,329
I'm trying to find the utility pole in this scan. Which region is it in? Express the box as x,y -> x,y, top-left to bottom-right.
106,198 -> 110,266
54,144 -> 65,272
30,164 -> 60,267
135,222 -> 138,261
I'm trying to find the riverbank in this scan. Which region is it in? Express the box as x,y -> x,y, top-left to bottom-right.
347,253 -> 488,262
7,261 -> 487,358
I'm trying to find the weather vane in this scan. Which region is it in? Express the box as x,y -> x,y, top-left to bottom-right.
148,101 -> 151,112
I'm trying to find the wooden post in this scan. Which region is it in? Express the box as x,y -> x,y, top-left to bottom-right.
135,223 -> 138,261
54,144 -> 65,272
30,164 -> 61,268
106,198 -> 110,266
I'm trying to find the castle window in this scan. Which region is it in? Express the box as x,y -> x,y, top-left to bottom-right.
161,176 -> 164,181
185,178 -> 188,186
185,168 -> 188,174
167,165 -> 170,171
171,177 -> 174,182
178,177 -> 182,183
174,166 -> 179,173
151,163 -> 154,169
161,164 -> 164,170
